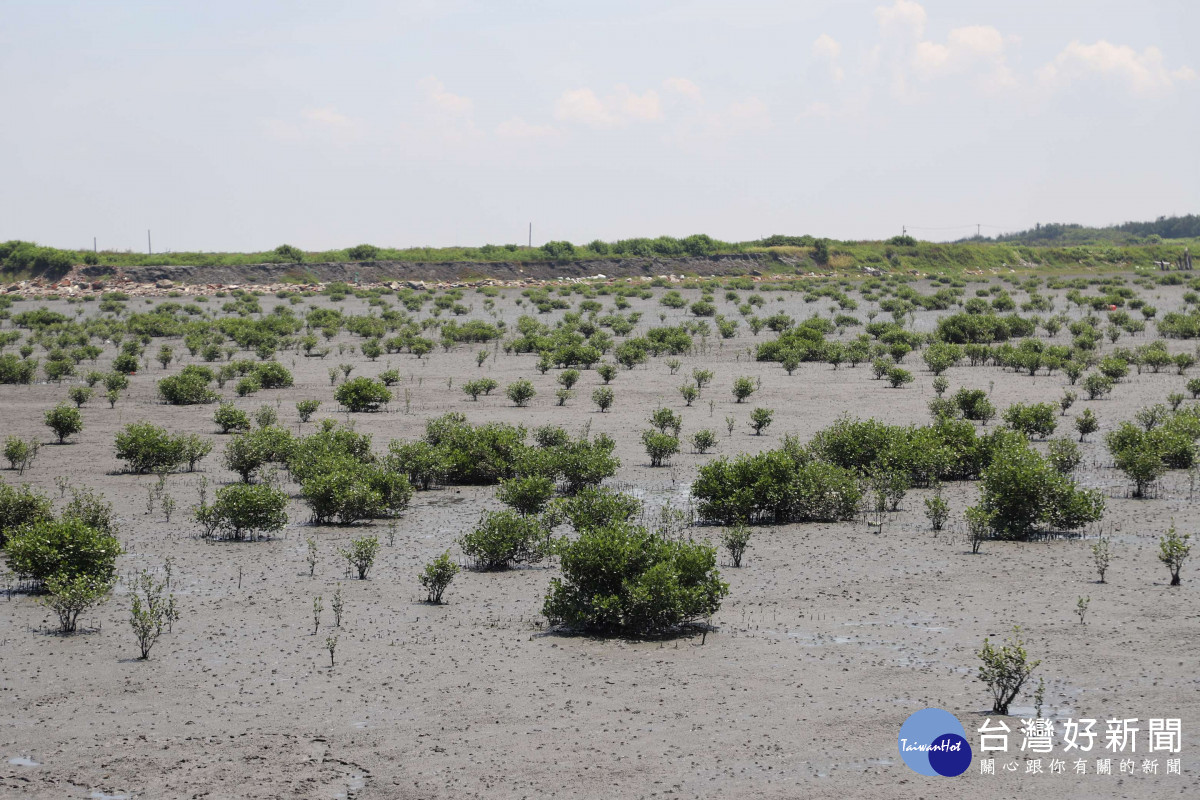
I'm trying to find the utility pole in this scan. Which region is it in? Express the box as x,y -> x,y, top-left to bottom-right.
528,222 -> 532,249
147,229 -> 152,255
93,237 -> 97,253
977,223 -> 981,238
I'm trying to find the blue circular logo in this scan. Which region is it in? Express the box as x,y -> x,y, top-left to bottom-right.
898,708 -> 973,777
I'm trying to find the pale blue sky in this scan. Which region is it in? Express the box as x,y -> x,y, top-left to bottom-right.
1,1 -> 1196,252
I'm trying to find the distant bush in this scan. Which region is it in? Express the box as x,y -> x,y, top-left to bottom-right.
543,523 -> 728,635
196,483 -> 289,541
693,449 -> 861,524
158,371 -> 218,405
497,475 -> 556,515
553,487 -> 642,534
44,402 -> 83,443
642,430 -> 680,467
335,377 -> 391,412
114,422 -> 188,473
214,402 -> 251,433
0,354 -> 38,384
302,462 -> 411,525
592,386 -> 615,412
1003,402 -> 1057,439
459,510 -> 550,570
506,379 -> 536,407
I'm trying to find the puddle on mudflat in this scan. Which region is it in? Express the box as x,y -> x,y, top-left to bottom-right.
8,756 -> 41,767
332,772 -> 366,799
90,793 -> 130,800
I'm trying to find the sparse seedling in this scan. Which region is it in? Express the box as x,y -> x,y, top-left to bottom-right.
306,536 -> 318,577
331,584 -> 344,627
1159,525 -> 1191,586
326,634 -> 339,667
976,626 -> 1040,715
1076,595 -> 1090,624
420,551 -> 460,604
1091,537 -> 1111,583
721,522 -> 751,567
129,569 -> 174,660
340,535 -> 380,579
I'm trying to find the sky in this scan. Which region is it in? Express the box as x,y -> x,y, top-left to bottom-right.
1,0 -> 1197,252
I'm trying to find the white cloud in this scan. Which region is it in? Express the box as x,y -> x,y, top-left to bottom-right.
874,0 -> 926,39
554,85 -> 663,128
1040,40 -> 1197,93
619,86 -> 663,121
554,88 -> 616,127
495,117 -> 559,139
911,25 -> 1014,90
303,107 -> 356,130
262,107 -> 362,142
419,76 -> 473,116
813,34 -> 845,82
663,77 -> 703,100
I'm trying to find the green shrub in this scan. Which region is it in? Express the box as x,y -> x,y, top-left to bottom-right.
296,399 -> 321,422
4,436 -> 39,475
553,487 -> 642,533
1075,408 -> 1099,441
693,449 -> 862,524
223,427 -> 292,482
196,483 -> 289,541
158,372 -> 218,405
335,377 -> 392,412
68,386 -> 93,408
5,518 -> 122,583
506,379 -> 536,407
497,475 -> 556,515
341,535 -> 381,579
459,510 -> 550,570
463,378 -> 499,400
63,487 -> 118,536
235,376 -> 261,396
953,388 -> 996,424
41,572 -> 112,633
0,354 -> 38,384
592,386 -> 614,412
732,376 -> 756,402
1159,525 -> 1191,586
721,522 -> 751,567
421,413 -> 527,485
691,429 -> 718,454
1082,372 -> 1114,400
0,482 -> 54,546
385,440 -> 448,489
886,366 -> 914,388
420,551 -> 460,603
1003,402 -> 1057,439
1047,437 -> 1082,474
252,361 -> 294,388
114,422 -> 187,473
214,402 -> 251,433
44,403 -> 83,443
978,437 -> 1103,537
750,407 -> 774,435
977,626 -> 1040,715
543,523 -> 728,635
642,430 -> 680,467
301,463 -> 411,525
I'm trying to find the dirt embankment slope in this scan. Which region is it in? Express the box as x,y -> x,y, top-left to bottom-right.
78,253 -> 776,285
